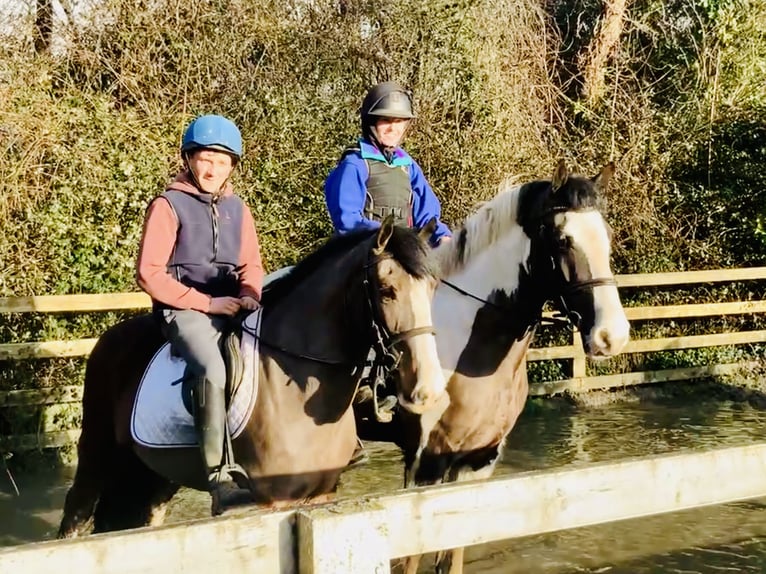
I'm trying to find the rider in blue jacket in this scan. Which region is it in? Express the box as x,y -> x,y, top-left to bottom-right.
324,81 -> 451,247
325,83 -> 451,451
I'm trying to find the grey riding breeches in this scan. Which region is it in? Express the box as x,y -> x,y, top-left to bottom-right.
158,309 -> 229,392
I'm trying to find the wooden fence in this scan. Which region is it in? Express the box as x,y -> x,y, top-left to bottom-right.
1,267 -> 765,452
1,442 -> 766,573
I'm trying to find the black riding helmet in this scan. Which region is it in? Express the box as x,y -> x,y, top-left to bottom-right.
360,81 -> 416,144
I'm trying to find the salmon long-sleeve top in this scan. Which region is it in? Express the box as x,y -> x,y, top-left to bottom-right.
136,172 -> 264,313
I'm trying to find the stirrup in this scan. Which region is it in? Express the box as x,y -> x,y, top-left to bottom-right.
214,462 -> 249,487
374,394 -> 398,423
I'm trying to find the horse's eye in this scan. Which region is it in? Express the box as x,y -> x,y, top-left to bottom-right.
380,286 -> 396,300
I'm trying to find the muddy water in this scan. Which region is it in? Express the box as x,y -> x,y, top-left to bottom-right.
2,395 -> 766,573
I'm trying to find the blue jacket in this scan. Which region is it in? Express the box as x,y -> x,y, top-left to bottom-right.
324,139 -> 451,246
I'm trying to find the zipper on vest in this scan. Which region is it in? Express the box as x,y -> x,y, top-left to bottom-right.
211,197 -> 220,260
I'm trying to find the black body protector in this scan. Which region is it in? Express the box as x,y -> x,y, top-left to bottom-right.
350,81 -> 419,433
364,159 -> 413,227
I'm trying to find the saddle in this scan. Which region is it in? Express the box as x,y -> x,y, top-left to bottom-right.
175,328 -> 246,416
131,310 -> 261,449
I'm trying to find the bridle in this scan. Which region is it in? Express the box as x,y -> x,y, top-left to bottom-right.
539,205 -> 616,329
363,252 -> 436,373
442,205 -> 616,330
360,250 -> 437,421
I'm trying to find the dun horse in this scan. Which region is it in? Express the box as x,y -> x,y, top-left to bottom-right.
57,219 -> 447,537
366,161 -> 631,573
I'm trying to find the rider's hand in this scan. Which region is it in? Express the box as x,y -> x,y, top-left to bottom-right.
239,296 -> 261,311
208,296 -> 242,316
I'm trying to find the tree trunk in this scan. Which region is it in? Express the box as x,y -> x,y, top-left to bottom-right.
578,0 -> 628,104
34,0 -> 53,54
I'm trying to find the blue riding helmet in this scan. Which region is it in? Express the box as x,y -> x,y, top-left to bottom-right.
181,115 -> 243,159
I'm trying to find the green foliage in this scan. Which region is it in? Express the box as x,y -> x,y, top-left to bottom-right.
4,0 -> 762,291
528,360 -> 569,384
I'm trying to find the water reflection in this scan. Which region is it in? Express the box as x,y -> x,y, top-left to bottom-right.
2,396 -> 766,573
0,465 -> 73,546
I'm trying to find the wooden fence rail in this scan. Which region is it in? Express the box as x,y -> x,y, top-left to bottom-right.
1,443 -> 765,573
2,267 -> 766,452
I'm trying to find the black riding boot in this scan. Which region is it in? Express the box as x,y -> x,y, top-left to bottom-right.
192,378 -> 225,474
192,378 -> 248,513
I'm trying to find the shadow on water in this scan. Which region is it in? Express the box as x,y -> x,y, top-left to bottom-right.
2,390 -> 766,573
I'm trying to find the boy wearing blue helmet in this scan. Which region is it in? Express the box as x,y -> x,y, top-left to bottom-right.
136,115 -> 263,507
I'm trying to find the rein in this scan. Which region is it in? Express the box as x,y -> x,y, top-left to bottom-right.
442,276 -> 615,330
441,279 -> 559,325
240,249 -> 436,370
441,263 -> 617,330
441,279 -> 509,311
240,325 -> 351,366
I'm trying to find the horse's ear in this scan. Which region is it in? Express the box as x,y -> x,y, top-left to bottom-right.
418,217 -> 437,242
551,159 -> 568,192
592,162 -> 615,191
374,215 -> 395,254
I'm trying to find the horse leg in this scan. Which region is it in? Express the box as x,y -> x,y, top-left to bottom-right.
433,458 -> 499,573
397,555 -> 422,574
57,458 -> 105,538
93,447 -> 175,533
145,479 -> 181,527
396,449 -> 451,574
434,548 -> 464,574
57,421 -> 117,538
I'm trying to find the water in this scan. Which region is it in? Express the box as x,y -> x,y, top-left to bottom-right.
2,394 -> 766,573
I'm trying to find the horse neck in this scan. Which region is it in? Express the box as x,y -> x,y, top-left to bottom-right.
433,189 -> 545,375
263,245 -> 372,363
435,182 -> 537,318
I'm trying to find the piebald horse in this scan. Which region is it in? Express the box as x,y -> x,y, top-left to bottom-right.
57,220 -> 447,537
374,161 -> 631,573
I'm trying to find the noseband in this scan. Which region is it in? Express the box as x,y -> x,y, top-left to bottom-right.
552,272 -> 617,329
540,206 -> 617,329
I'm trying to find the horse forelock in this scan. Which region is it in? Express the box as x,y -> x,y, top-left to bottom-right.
514,172 -> 603,239
554,174 -> 600,210
385,226 -> 439,280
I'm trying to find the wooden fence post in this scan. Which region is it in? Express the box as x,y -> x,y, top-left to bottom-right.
571,328 -> 587,379
297,500 -> 390,574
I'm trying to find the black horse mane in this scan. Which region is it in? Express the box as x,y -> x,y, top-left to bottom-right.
517,173 -> 600,234
261,226 -> 436,307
